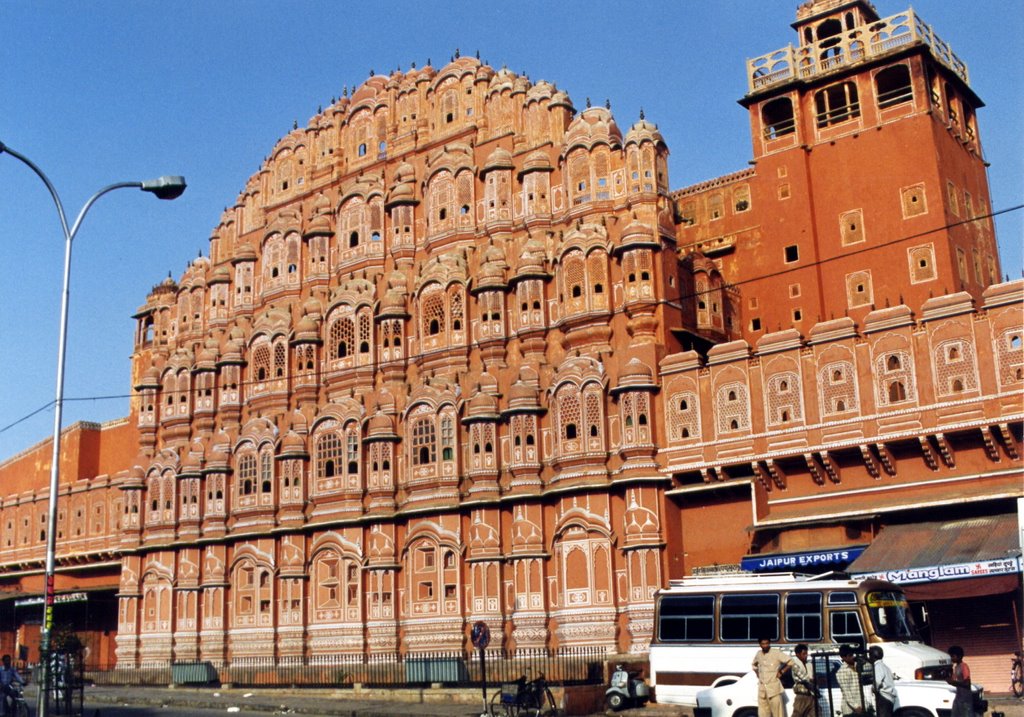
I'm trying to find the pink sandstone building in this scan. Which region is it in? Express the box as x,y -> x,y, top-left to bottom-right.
1,0 -> 1020,690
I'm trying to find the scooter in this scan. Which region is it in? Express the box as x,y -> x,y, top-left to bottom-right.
605,663 -> 650,711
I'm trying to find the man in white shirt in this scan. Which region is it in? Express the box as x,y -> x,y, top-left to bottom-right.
752,637 -> 792,717
869,646 -> 897,717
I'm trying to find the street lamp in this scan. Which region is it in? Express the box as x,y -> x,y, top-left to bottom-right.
0,140 -> 185,717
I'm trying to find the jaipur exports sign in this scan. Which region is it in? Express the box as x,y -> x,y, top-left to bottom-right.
853,556 -> 1021,585
14,591 -> 88,608
741,546 -> 865,572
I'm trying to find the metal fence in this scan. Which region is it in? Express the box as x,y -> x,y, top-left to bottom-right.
83,647 -> 606,689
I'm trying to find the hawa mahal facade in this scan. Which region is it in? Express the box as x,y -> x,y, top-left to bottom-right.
1,0 -> 1021,685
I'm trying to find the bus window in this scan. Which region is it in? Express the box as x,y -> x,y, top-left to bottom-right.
827,591 -> 857,605
785,592 -> 822,641
659,595 -> 714,641
830,609 -> 864,644
866,590 -> 918,640
721,593 -> 779,641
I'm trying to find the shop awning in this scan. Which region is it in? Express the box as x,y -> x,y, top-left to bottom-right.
849,513 -> 1022,599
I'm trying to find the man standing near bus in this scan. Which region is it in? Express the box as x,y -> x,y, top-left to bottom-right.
837,644 -> 865,717
869,646 -> 897,717
791,643 -> 816,717
753,637 -> 792,717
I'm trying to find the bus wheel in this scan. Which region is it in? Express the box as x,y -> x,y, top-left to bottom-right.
734,708 -> 759,717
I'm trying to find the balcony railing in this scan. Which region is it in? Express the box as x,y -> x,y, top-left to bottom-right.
747,9 -> 969,93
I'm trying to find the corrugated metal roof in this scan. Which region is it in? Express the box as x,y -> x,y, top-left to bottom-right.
848,513 -> 1020,572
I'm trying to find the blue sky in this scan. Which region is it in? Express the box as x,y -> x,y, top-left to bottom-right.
1,0 -> 1021,462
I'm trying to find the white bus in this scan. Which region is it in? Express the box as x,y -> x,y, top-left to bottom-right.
650,572 -> 950,706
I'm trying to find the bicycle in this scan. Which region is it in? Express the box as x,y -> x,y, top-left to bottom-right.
2,683 -> 30,717
489,671 -> 559,717
1011,650 -> 1023,698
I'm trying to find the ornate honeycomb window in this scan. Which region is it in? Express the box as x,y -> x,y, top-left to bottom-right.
934,339 -> 978,396
819,361 -> 859,414
996,330 -> 1024,386
875,351 -> 916,406
668,391 -> 701,442
715,382 -> 750,434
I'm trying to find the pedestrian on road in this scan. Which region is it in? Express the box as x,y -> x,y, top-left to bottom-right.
869,646 -> 897,717
752,636 -> 792,717
947,645 -> 972,717
0,654 -> 25,717
790,643 -> 816,717
837,644 -> 865,717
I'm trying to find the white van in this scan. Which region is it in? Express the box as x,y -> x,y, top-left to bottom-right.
693,653 -> 987,717
650,573 -> 950,705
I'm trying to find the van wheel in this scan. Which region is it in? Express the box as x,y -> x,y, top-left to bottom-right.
734,708 -> 759,717
897,709 -> 933,717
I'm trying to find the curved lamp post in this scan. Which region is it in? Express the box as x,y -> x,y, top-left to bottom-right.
0,141 -> 185,717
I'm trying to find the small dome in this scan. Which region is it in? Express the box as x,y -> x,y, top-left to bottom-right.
565,106 -> 622,151
612,358 -> 657,395
520,150 -> 553,174
209,265 -> 231,284
280,430 -> 307,456
467,390 -> 499,416
136,365 -> 161,390
515,237 -> 548,278
512,74 -> 530,95
549,90 -> 574,111
619,218 -> 657,250
483,147 -> 514,173
181,447 -> 204,472
195,338 -> 219,369
487,67 -> 516,94
304,192 -> 334,237
293,313 -> 320,342
231,243 -> 257,264
506,378 -> 541,412
526,81 -> 555,104
625,117 -> 665,147
206,444 -> 231,471
367,410 -> 397,439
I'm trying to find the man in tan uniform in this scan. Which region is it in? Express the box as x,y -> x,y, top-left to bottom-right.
753,637 -> 792,717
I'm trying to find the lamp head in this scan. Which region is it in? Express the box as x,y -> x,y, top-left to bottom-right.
141,175 -> 187,200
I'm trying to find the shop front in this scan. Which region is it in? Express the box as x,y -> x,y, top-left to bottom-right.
849,512 -> 1023,692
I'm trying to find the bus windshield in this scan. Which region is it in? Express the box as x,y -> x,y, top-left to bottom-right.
866,590 -> 919,640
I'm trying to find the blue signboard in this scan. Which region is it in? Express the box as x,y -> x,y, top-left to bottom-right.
741,546 -> 866,572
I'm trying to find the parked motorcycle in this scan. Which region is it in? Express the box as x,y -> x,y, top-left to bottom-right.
605,663 -> 650,711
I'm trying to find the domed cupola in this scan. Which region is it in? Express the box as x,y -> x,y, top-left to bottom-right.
565,106 -> 623,152
482,146 -> 514,175
304,192 -> 334,238
230,242 -> 257,265
513,237 -> 550,282
610,357 -> 658,396
366,409 -> 400,442
462,388 -> 501,424
624,115 -> 665,148
292,311 -> 321,345
614,215 -> 659,256
378,269 -> 410,319
385,162 -> 418,209
503,376 -> 545,416
279,430 -> 308,459
472,243 -> 509,294
134,364 -> 162,392
194,337 -> 220,372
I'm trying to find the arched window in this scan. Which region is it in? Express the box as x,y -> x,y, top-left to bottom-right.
411,415 -> 436,466
876,65 -> 913,108
762,97 -> 796,139
815,81 -> 860,127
